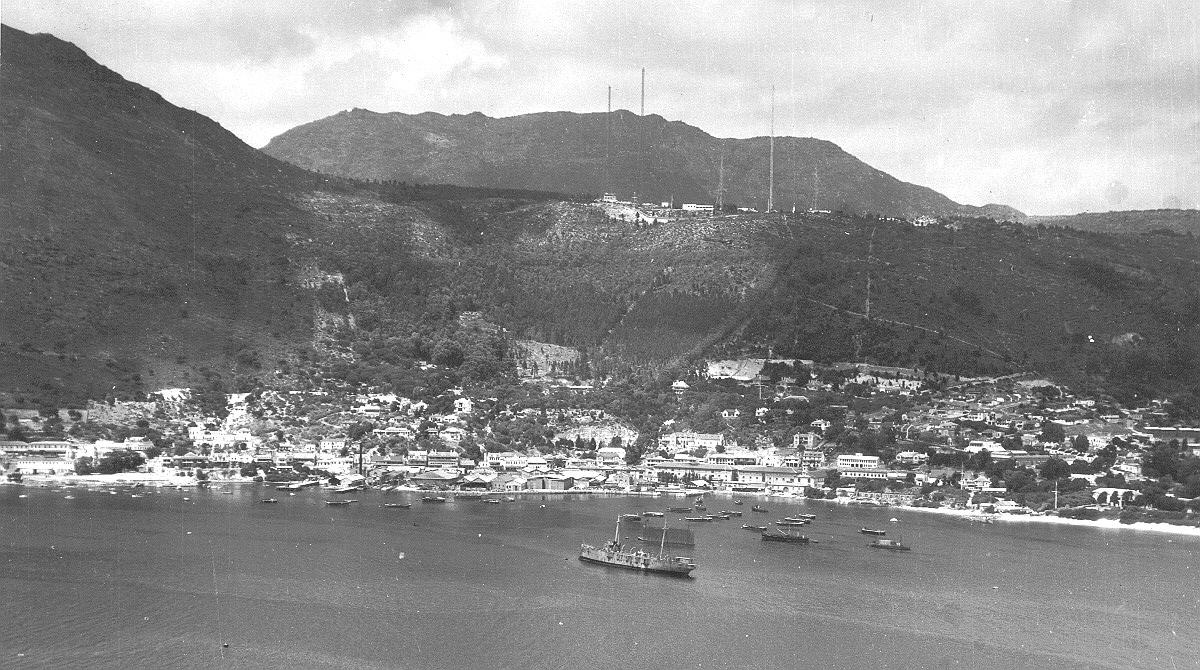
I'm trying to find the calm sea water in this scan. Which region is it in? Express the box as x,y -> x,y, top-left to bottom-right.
2,484 -> 1197,670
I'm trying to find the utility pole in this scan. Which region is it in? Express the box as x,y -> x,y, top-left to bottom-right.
767,85 -> 775,213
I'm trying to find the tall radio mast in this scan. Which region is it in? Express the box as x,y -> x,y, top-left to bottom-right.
767,85 -> 775,213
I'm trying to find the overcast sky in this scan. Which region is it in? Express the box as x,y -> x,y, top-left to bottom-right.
6,1 -> 1198,214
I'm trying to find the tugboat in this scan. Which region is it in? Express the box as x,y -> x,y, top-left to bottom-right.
580,517 -> 696,577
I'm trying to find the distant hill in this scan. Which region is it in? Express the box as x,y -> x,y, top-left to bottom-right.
1029,210 -> 1200,236
0,24 -> 322,400
263,108 -> 1025,221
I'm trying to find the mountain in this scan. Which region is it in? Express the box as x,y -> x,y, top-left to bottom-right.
0,24 -> 322,400
262,108 -> 1024,221
3,25 -> 1196,417
1029,210 -> 1200,236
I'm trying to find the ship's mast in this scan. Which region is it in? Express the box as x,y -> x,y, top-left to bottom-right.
659,521 -> 667,558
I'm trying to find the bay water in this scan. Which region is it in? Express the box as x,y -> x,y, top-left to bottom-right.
2,485 -> 1197,669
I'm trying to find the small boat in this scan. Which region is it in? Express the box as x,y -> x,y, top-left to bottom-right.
693,504 -> 707,511
718,510 -> 742,517
889,517 -> 899,523
642,511 -> 665,518
260,498 -> 279,504
795,513 -> 816,520
742,524 -> 767,531
325,500 -> 352,506
621,513 -> 642,520
421,496 -> 447,503
751,505 -> 768,513
684,516 -> 713,522
869,538 -> 910,551
666,506 -> 692,513
483,499 -> 502,504
775,520 -> 807,526
381,503 -> 411,508
780,516 -> 810,523
762,528 -> 815,544
732,498 -> 744,505
860,528 -> 887,536
711,513 -> 731,520
63,495 -> 75,499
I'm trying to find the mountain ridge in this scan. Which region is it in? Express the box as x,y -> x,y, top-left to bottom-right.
263,107 -> 1025,221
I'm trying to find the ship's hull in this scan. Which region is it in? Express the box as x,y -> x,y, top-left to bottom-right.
579,545 -> 695,576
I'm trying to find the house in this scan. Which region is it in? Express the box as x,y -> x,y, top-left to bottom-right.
720,409 -> 741,420
438,426 -> 467,444
810,419 -> 832,433
596,446 -> 626,466
671,380 -> 690,395
792,432 -> 819,450
453,398 -> 473,414
894,451 -> 928,465
484,451 -> 528,471
658,431 -> 723,454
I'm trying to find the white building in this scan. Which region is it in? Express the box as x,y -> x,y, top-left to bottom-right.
836,453 -> 882,470
659,431 -> 723,454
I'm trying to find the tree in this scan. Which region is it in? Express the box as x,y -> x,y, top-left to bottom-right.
1039,457 -> 1072,481
1039,420 -> 1065,444
74,458 -> 94,475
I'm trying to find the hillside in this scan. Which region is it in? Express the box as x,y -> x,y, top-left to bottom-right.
0,24 -> 324,400
263,108 -> 1024,221
1029,210 -> 1200,236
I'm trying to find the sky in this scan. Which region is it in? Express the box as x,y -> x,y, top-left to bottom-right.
5,1 -> 1198,215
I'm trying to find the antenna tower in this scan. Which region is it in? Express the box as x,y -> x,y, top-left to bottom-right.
767,85 -> 775,213
606,85 -> 612,192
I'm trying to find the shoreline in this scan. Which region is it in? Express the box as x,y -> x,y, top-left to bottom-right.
8,477 -> 1199,538
838,498 -> 1200,537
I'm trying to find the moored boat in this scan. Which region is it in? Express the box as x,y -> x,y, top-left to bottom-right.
860,527 -> 887,535
741,524 -> 767,531
868,538 -> 910,551
751,505 -> 768,513
381,503 -> 411,508
421,495 -> 447,503
325,500 -> 352,506
774,519 -> 807,526
684,516 -> 713,522
762,528 -> 814,544
580,517 -> 695,577
260,498 -> 278,503
718,510 -> 742,517
642,511 -> 665,517
666,506 -> 692,513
